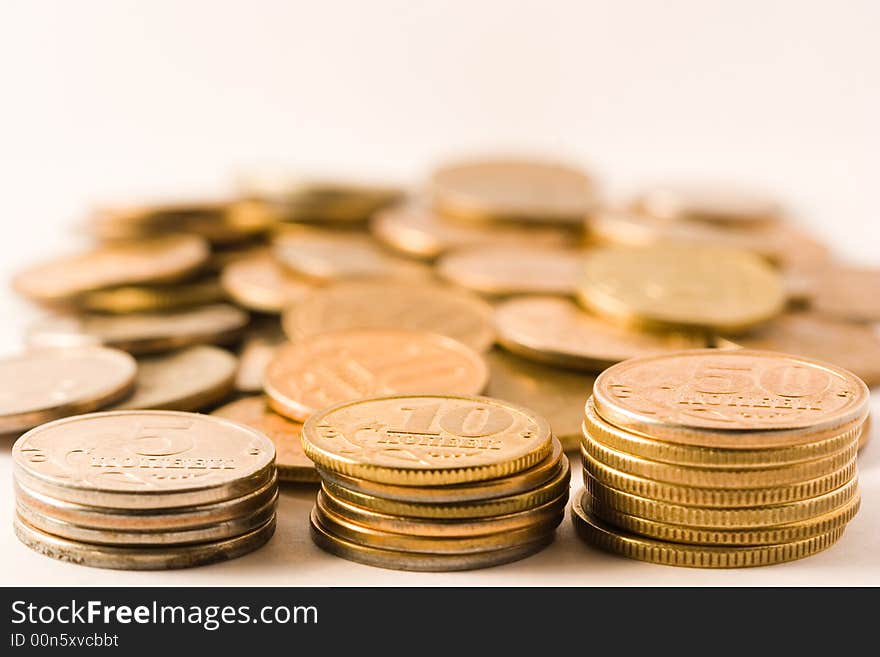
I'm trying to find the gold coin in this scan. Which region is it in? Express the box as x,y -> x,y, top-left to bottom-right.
860,414 -> 871,451
494,296 -> 706,371
592,349 -> 870,449
585,208 -> 672,247
0,347 -> 137,434
26,304 -> 249,355
282,280 -> 495,352
578,245 -> 785,333
486,348 -> 593,450
584,471 -> 858,528
634,183 -> 782,226
220,254 -> 313,313
430,158 -> 598,224
310,510 -> 551,571
437,246 -> 584,296
302,394 -> 553,485
810,265 -> 880,323
265,329 -> 488,421
15,513 -> 275,570
571,492 -> 846,568
213,396 -> 318,483
76,278 -> 226,314
317,437 -> 565,503
234,321 -> 285,393
204,242 -> 270,274
13,410 -> 276,508
110,346 -> 237,412
585,492 -> 860,546
12,234 -> 210,305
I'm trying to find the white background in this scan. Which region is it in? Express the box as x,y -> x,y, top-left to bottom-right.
0,0 -> 877,585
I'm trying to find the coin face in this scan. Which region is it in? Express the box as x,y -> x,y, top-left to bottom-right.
12,234 -> 209,303
634,183 -> 782,225
593,349 -> 870,448
111,346 -> 237,411
26,304 -> 249,354
0,348 -> 137,433
494,296 -> 707,371
431,158 -> 598,224
235,321 -> 286,393
282,280 -> 495,352
810,265 -> 880,323
213,396 -> 318,483
302,394 -> 553,485
13,410 -> 276,507
77,278 -> 225,314
578,245 -> 785,332
264,329 -> 489,421
220,254 -> 313,313
437,246 -> 584,296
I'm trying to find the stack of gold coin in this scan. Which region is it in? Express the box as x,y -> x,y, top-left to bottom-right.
12,411 -> 278,570
303,395 -> 569,571
573,349 -> 869,568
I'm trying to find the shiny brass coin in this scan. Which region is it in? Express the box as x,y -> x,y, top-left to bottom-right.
495,296 -> 706,372
265,329 -> 489,421
77,278 -> 226,314
584,471 -> 859,528
213,396 -> 318,483
282,280 -> 495,352
592,349 -> 870,449
302,394 -> 553,485
220,254 -> 313,313
310,510 -> 552,571
110,346 -> 237,411
486,348 -> 593,450
12,234 -> 210,304
585,491 -> 860,546
437,246 -> 584,296
634,183 -> 782,226
860,414 -> 871,451
810,265 -> 880,323
13,410 -> 276,508
571,492 -> 845,568
430,158 -> 598,225
578,245 -> 785,333
717,313 -> 880,386
0,347 -> 137,434
14,513 -> 275,570
585,208 -> 673,247
234,321 -> 285,393
317,437 -> 565,503
26,304 -> 249,355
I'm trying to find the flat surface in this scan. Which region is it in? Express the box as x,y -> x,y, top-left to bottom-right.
1,0 -> 878,585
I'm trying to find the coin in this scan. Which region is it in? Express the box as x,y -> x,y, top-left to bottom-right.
430,158 -> 598,224
204,242 -> 270,274
634,183 -> 782,225
234,321 -> 285,393
494,296 -> 706,371
264,329 -> 489,421
437,246 -> 584,296
220,254 -> 312,313
213,396 -> 318,483
14,513 -> 275,570
578,245 -> 785,333
0,347 -> 137,434
77,279 -> 225,314
860,414 -> 871,451
26,304 -> 249,355
13,410 -> 276,508
12,234 -> 210,304
810,265 -> 880,323
302,394 -> 553,485
110,346 -> 237,411
717,313 -> 880,386
282,280 -> 495,352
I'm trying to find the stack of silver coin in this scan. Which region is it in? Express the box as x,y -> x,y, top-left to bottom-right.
12,410 -> 278,570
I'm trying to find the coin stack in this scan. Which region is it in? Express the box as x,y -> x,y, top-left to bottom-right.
12,411 -> 278,570
573,349 -> 869,567
303,394 -> 570,571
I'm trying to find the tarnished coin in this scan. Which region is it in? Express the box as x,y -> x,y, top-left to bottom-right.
431,158 -> 598,224
810,265 -> 880,323
220,254 -> 313,313
264,329 -> 489,421
77,278 -> 226,314
282,280 -> 495,352
12,234 -> 209,304
301,394 -> 553,485
578,245 -> 785,333
0,347 -> 137,434
717,313 -> 880,386
437,246 -> 584,296
213,396 -> 318,483
110,346 -> 237,411
634,183 -> 782,225
494,296 -> 706,371
13,410 -> 276,508
593,349 -> 870,449
234,321 -> 286,393
26,304 -> 249,355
